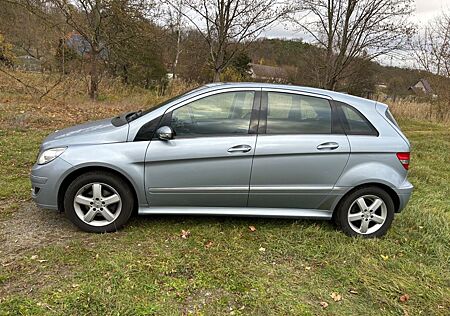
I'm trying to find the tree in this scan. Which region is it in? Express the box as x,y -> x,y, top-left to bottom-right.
163,0 -> 185,79
412,12 -> 450,77
169,0 -> 289,82
292,0 -> 414,90
24,0 -> 156,99
0,32 -> 15,67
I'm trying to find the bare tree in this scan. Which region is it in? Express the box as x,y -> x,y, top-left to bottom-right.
21,0 -> 155,99
292,0 -> 414,90
412,12 -> 450,77
169,0 -> 289,82
164,0 -> 185,79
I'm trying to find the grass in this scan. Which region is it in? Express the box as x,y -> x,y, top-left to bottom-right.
0,74 -> 449,315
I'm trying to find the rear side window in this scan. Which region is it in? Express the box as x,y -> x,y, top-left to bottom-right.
266,92 -> 332,134
385,109 -> 399,128
338,104 -> 378,136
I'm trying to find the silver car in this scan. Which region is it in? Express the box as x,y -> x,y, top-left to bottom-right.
30,83 -> 413,237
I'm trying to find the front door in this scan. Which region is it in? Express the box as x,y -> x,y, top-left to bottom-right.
145,89 -> 260,207
248,90 -> 350,209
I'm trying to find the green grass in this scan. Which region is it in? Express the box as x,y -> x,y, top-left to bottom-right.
0,113 -> 449,315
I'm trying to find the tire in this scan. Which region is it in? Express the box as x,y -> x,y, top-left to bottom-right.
64,171 -> 134,233
334,186 -> 395,238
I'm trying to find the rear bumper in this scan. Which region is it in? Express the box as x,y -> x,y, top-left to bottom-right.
394,180 -> 414,213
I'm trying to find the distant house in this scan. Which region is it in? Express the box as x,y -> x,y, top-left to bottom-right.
248,63 -> 288,83
64,31 -> 107,58
16,55 -> 42,71
408,79 -> 433,95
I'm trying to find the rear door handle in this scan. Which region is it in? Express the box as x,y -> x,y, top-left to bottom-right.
228,144 -> 252,153
317,142 -> 339,150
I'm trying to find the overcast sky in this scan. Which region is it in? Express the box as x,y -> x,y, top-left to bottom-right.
263,0 -> 449,39
260,0 -> 449,68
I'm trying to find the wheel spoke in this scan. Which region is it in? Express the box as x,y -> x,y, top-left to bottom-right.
360,219 -> 369,233
371,214 -> 385,224
84,208 -> 97,222
92,183 -> 102,199
348,212 -> 363,222
101,208 -> 115,222
368,198 -> 383,212
356,197 -> 368,211
75,195 -> 93,206
103,194 -> 120,206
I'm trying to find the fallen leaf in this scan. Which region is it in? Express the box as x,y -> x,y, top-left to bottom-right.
180,230 -> 191,239
305,266 -> 311,271
248,225 -> 256,232
348,289 -> 358,295
331,292 -> 342,302
258,247 -> 266,252
381,254 -> 389,261
399,294 -> 410,302
319,301 -> 329,308
205,240 -> 213,248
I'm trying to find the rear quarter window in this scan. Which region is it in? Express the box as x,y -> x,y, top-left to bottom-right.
385,109 -> 399,128
338,103 -> 379,136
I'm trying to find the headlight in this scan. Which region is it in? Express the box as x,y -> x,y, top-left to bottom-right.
37,147 -> 67,165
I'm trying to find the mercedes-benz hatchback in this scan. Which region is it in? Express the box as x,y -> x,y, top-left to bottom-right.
31,83 -> 413,237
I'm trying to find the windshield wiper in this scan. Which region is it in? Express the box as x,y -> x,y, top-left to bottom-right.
126,110 -> 143,122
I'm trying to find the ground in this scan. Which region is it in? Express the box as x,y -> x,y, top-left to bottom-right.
0,80 -> 449,315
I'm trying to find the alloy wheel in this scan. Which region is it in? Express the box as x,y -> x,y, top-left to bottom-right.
73,182 -> 122,227
347,194 -> 387,235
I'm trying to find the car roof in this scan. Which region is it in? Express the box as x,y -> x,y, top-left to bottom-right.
201,82 -> 378,109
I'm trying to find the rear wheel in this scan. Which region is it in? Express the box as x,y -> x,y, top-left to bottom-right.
64,171 -> 134,233
334,187 -> 395,238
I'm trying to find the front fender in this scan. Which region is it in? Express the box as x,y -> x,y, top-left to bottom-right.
58,142 -> 149,206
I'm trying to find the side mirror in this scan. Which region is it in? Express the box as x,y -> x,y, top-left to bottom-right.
156,126 -> 174,141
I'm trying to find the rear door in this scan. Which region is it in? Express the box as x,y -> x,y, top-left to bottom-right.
248,90 -> 350,209
145,89 -> 261,207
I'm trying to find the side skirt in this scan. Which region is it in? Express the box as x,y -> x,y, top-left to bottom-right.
138,207 -> 332,220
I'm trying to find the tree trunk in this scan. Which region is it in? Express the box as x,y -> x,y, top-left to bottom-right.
213,69 -> 221,82
89,52 -> 99,100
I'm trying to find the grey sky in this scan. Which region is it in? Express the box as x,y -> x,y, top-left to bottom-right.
263,0 -> 450,39
260,0 -> 449,68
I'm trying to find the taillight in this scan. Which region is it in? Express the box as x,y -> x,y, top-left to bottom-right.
396,152 -> 410,170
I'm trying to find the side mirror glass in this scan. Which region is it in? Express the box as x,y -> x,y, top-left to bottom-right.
156,126 -> 174,141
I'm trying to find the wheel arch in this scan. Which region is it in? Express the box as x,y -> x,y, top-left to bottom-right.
57,166 -> 139,213
332,182 -> 400,218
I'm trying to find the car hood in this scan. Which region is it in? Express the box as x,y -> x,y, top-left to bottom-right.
41,118 -> 129,150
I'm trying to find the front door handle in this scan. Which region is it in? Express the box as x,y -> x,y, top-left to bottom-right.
317,142 -> 339,150
228,144 -> 252,153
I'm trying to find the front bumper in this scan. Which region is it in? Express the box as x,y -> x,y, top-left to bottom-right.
30,157 -> 73,210
394,180 -> 414,213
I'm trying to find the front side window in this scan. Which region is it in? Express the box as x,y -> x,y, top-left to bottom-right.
266,92 -> 332,134
170,91 -> 254,137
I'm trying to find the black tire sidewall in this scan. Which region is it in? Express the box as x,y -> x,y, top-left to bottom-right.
64,171 -> 134,233
336,187 -> 395,238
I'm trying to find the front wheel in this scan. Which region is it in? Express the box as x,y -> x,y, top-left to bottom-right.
334,187 -> 395,238
64,171 -> 134,233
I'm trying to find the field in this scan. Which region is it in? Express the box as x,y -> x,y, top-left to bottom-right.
0,72 -> 449,315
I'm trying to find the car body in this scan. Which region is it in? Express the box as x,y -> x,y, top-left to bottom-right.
31,83 -> 413,236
